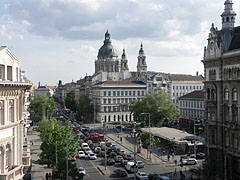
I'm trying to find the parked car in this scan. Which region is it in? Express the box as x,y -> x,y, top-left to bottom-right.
78,167 -> 86,175
121,159 -> 128,167
107,158 -> 115,165
114,155 -> 123,162
148,173 -> 161,180
124,153 -> 133,160
78,151 -> 86,158
136,172 -> 148,179
196,152 -> 205,159
88,152 -> 97,160
136,161 -> 144,168
116,169 -> 128,177
182,158 -> 197,165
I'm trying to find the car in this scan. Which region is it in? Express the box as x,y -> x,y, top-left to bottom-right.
70,156 -> 76,161
106,147 -> 113,154
111,144 -> 117,150
78,167 -> 86,175
99,151 -> 106,157
88,152 -> 97,160
107,158 -> 115,165
182,158 -> 197,165
196,152 -> 205,159
158,176 -> 171,180
84,147 -> 92,154
106,142 -> 112,147
116,169 -> 128,177
114,155 -> 123,162
125,162 -> 138,173
148,173 -> 161,180
78,151 -> 86,158
124,154 -> 133,160
119,150 -> 126,156
110,152 -> 117,158
136,161 -> 144,168
136,172 -> 148,179
121,159 -> 128,167
94,147 -> 101,153
81,143 -> 89,149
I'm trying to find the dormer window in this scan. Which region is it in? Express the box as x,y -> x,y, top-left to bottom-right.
7,66 -> 12,81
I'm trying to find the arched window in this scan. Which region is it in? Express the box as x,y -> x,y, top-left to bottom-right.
211,89 -> 216,100
232,88 -> 238,101
108,115 -> 111,122
125,114 -> 128,121
207,88 -> 210,100
0,101 -> 4,125
224,88 -> 229,100
227,17 -> 229,22
122,115 -> 124,122
104,116 -> 107,122
5,144 -> 10,167
232,105 -> 238,123
114,115 -> 116,122
224,104 -> 229,122
9,100 -> 14,122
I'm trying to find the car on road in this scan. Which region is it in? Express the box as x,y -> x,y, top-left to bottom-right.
110,152 -> 117,158
107,158 -> 115,165
88,152 -> 97,160
148,173 -> 161,180
136,161 -> 144,168
124,153 -> 133,160
116,169 -> 128,177
136,172 -> 148,179
158,176 -> 171,180
94,147 -> 101,154
119,150 -> 126,156
182,158 -> 197,165
114,155 -> 123,162
81,143 -> 89,149
84,147 -> 92,155
78,167 -> 86,175
125,162 -> 138,173
121,159 -> 128,167
111,144 -> 117,151
99,151 -> 105,157
196,152 -> 205,159
106,142 -> 112,147
78,151 -> 86,158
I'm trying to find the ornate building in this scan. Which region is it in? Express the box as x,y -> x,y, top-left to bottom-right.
0,46 -> 32,180
202,1 -> 240,179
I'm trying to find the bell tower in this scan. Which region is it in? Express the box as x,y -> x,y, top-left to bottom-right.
137,43 -> 147,73
221,0 -> 236,29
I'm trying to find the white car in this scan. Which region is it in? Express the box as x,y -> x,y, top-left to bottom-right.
88,152 -> 97,160
182,158 -> 197,165
78,167 -> 86,175
136,161 -> 144,168
136,172 -> 148,179
81,143 -> 89,149
84,147 -> 92,154
78,151 -> 86,158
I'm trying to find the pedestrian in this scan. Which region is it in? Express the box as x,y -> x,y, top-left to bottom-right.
120,137 -> 122,144
45,173 -> 48,180
167,154 -> 170,161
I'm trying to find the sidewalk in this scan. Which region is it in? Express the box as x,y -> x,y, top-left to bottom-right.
27,125 -> 52,180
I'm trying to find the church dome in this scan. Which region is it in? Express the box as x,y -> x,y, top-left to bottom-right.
98,31 -> 118,59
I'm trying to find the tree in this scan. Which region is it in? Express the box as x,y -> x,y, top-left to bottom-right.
77,94 -> 93,120
64,91 -> 76,112
29,95 -> 57,120
131,91 -> 178,127
139,132 -> 155,149
37,119 -> 80,179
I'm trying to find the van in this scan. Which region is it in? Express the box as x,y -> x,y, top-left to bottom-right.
125,162 -> 138,173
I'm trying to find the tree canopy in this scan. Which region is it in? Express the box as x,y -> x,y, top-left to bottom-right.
77,94 -> 93,120
131,91 -> 178,127
64,91 -> 76,112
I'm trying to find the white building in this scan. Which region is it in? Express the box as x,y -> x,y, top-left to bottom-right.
34,85 -> 56,98
92,80 -> 146,124
0,46 -> 32,180
168,74 -> 204,106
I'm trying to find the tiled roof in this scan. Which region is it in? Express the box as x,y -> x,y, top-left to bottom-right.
179,90 -> 204,100
169,75 -> 204,81
95,80 -> 145,85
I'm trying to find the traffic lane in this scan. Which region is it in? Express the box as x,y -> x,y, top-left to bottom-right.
76,157 -> 107,180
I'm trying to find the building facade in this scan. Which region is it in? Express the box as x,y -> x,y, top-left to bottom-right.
202,1 -> 240,179
0,46 -> 32,180
92,80 -> 146,124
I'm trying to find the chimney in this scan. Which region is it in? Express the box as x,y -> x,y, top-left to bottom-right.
196,71 -> 199,76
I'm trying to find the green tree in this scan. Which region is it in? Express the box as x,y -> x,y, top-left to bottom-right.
29,95 -> 57,120
131,91 -> 178,127
77,94 -> 93,120
139,132 -> 155,149
64,91 -> 76,111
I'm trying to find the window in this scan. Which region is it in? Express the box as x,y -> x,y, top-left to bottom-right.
125,91 -> 128,96
224,88 -> 229,100
7,66 -> 12,81
113,91 -> 116,96
104,91 -> 107,96
103,99 -> 106,104
9,100 -> 14,122
232,88 -> 238,101
121,91 -> 124,96
138,91 -> 140,96
5,144 -> 10,167
117,91 -> 120,96
186,86 -> 188,90
173,86 -> 175,90
16,67 -> 18,81
108,106 -> 111,112
104,107 -> 107,112
0,101 -> 4,125
129,91 -> 132,96
224,104 -> 229,122
0,147 -> 2,173
232,105 -> 238,123
141,91 -> 144,96
0,65 -> 4,80
108,99 -> 111,104
108,91 -> 111,96
133,91 -> 136,96
113,98 -> 116,104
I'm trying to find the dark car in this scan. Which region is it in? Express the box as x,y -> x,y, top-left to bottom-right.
107,158 -> 115,165
99,151 -> 105,157
148,173 -> 161,180
106,142 -> 112,147
121,159 -> 128,167
116,169 -> 128,177
110,152 -> 117,158
196,152 -> 205,159
123,154 -> 133,160
106,147 -> 113,154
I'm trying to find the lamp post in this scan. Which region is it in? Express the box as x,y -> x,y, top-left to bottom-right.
140,113 -> 151,160
132,122 -> 137,180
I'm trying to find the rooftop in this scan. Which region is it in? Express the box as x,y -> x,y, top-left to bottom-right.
169,75 -> 204,81
179,90 -> 204,100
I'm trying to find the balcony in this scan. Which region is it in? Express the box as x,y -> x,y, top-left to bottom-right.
22,141 -> 31,168
0,165 -> 23,180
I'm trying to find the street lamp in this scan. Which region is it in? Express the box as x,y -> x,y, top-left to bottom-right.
132,122 -> 137,180
140,113 -> 151,160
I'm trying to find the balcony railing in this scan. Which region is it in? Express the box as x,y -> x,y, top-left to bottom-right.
0,165 -> 23,180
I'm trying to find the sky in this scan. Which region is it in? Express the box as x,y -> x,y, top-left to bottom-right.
0,0 -> 239,86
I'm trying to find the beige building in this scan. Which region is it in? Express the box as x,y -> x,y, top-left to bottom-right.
0,46 -> 32,180
202,1 -> 240,179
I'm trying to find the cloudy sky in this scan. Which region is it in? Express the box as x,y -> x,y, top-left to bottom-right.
0,0 -> 239,85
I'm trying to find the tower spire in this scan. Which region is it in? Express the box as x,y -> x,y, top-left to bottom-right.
221,0 -> 236,29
